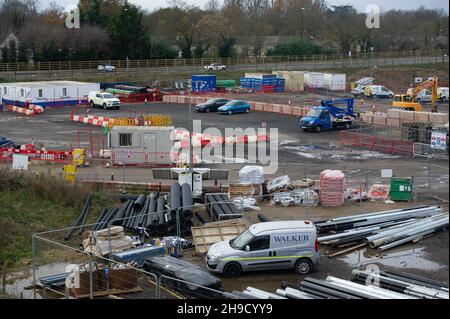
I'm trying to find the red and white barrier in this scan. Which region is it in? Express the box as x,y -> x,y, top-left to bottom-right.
70,114 -> 110,128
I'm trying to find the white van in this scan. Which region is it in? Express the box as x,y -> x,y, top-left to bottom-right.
365,85 -> 394,99
206,221 -> 320,277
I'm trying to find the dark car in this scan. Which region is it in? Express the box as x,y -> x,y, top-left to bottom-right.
195,98 -> 230,113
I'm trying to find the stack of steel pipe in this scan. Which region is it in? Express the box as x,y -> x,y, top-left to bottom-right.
236,272 -> 440,299
317,206 -> 446,252
206,193 -> 242,221
351,268 -> 449,299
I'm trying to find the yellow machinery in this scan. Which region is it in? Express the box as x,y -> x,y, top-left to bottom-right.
63,164 -> 77,183
393,77 -> 439,112
72,148 -> 86,167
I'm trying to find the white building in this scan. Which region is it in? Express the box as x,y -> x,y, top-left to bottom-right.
0,81 -> 100,108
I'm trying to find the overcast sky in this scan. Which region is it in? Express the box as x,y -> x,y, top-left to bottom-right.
42,0 -> 449,13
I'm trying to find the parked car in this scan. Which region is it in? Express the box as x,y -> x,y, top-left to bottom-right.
88,91 -> 121,110
438,87 -> 449,102
204,63 -> 227,71
365,85 -> 394,99
414,89 -> 433,103
206,221 -> 320,277
218,100 -> 251,115
195,98 -> 230,113
97,63 -> 116,72
351,85 -> 366,97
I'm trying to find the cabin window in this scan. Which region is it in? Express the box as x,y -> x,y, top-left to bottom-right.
3,87 -> 6,95
20,89 -> 24,97
62,88 -> 67,96
119,133 -> 132,147
248,235 -> 270,251
38,89 -> 43,98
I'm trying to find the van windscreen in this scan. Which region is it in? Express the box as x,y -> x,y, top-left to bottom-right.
230,229 -> 254,249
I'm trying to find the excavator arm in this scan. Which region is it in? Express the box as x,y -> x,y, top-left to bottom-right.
411,77 -> 439,112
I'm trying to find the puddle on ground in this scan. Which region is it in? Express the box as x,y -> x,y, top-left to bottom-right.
340,246 -> 445,271
1,262 -> 69,299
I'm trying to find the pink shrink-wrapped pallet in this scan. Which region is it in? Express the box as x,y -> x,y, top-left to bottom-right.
320,170 -> 345,207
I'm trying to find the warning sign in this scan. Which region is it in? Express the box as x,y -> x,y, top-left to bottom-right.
431,131 -> 447,150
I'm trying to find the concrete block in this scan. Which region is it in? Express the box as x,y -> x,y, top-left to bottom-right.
373,115 -> 387,126
360,113 -> 373,124
387,118 -> 401,128
387,109 -> 401,119
271,104 -> 281,113
413,112 -> 430,123
429,112 -> 449,125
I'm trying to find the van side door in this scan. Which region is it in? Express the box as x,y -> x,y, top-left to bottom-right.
243,235 -> 272,270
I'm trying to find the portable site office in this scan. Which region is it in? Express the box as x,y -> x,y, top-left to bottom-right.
109,126 -> 175,166
0,81 -> 100,107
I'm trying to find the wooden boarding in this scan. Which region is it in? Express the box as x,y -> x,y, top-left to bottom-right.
191,222 -> 248,254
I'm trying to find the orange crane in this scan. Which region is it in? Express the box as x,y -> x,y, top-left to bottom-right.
393,77 -> 439,112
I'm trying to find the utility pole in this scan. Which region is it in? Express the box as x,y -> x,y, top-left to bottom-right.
300,7 -> 306,41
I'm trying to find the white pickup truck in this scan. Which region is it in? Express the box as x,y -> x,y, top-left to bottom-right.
204,63 -> 227,71
88,91 -> 121,110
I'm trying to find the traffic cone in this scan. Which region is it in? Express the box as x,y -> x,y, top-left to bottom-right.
372,104 -> 376,113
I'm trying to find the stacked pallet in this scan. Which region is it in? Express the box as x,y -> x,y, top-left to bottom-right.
319,170 -> 345,207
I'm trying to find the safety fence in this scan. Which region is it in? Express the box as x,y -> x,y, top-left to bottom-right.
340,129 -> 414,156
413,143 -> 449,160
0,49 -> 446,72
0,147 -> 73,164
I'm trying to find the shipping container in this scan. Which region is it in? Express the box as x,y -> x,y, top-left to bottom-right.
0,81 -> 100,107
304,72 -> 325,89
192,75 -> 217,92
324,73 -> 347,91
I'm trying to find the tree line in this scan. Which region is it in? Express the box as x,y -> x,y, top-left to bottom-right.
0,0 -> 448,63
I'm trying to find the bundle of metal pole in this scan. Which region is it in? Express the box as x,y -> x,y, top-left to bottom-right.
325,276 -> 417,299
368,214 -> 449,248
383,270 -> 449,290
318,227 -> 380,243
243,287 -> 287,299
301,278 -> 362,299
315,206 -> 441,233
351,269 -> 449,299
275,288 -> 320,299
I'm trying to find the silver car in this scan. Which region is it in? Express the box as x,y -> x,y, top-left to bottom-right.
206,221 -> 320,277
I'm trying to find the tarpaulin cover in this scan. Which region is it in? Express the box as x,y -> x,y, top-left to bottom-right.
144,256 -> 223,295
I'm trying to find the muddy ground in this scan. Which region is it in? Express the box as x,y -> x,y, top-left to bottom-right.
0,100 -> 448,298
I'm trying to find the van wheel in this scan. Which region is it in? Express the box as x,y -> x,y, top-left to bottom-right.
223,262 -> 242,278
294,258 -> 313,275
345,123 -> 351,129
315,126 -> 321,133
103,103 -> 107,110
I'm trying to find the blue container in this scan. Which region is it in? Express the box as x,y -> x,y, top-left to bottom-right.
192,75 -> 217,92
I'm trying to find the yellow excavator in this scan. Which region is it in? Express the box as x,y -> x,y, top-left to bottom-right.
392,77 -> 439,112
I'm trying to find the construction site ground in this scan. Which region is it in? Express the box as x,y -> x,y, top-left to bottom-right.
0,99 -> 449,297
